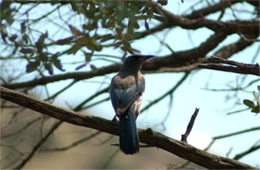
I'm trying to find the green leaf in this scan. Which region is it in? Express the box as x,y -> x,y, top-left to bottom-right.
68,36 -> 88,55
67,43 -> 81,55
243,99 -> 255,108
53,58 -> 65,72
127,20 -> 134,35
56,37 -> 73,45
70,2 -> 78,12
44,62 -> 53,75
9,34 -> 17,42
90,64 -> 97,70
21,21 -> 27,34
86,39 -> 102,51
91,39 -> 102,51
1,31 -> 7,43
121,40 -> 134,53
20,48 -> 34,54
258,85 -> 260,92
133,20 -> 140,29
37,33 -> 46,45
82,22 -> 97,31
69,24 -> 81,36
75,63 -> 87,70
26,61 -> 40,73
251,105 -> 260,113
84,52 -> 92,62
38,52 -> 48,61
144,20 -> 149,31
36,34 -> 47,54
22,34 -> 29,44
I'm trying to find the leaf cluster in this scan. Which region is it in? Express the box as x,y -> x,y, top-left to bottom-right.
243,86 -> 260,114
0,0 -> 155,75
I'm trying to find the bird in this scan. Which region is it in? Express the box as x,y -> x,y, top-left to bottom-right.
109,55 -> 154,154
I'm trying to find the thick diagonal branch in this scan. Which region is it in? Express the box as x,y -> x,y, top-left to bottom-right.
0,86 -> 256,169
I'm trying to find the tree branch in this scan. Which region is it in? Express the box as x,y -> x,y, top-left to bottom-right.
186,0 -> 242,19
181,108 -> 199,143
0,86 -> 256,169
2,64 -> 120,89
3,53 -> 259,90
213,35 -> 259,59
135,0 -> 242,40
233,145 -> 260,160
3,26 -> 257,90
154,2 -> 259,34
199,57 -> 260,76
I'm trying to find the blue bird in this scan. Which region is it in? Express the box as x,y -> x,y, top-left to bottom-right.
109,55 -> 154,154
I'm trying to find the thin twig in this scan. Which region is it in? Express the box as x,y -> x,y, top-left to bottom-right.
42,131 -> 102,152
141,72 -> 190,112
233,145 -> 260,160
14,120 -> 63,170
181,108 -> 199,143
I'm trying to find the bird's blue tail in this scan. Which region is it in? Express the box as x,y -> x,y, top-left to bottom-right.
119,107 -> 139,154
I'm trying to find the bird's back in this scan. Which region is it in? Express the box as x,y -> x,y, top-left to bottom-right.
110,71 -> 144,116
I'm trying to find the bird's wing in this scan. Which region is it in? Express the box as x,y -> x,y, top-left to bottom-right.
110,75 -> 144,116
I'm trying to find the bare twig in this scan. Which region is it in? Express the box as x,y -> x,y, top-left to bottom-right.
14,120 -> 63,170
141,72 -> 190,112
233,144 -> 260,160
2,117 -> 41,139
102,148 -> 120,169
42,131 -> 101,152
181,108 -> 199,143
213,126 -> 260,139
204,126 -> 260,151
154,2 -> 259,34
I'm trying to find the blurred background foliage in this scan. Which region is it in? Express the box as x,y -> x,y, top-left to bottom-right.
1,1 -> 158,75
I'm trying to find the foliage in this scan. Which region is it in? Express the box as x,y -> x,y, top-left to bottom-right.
243,85 -> 260,114
1,1 -> 159,75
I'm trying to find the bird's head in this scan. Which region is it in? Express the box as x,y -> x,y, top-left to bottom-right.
125,55 -> 154,63
121,55 -> 154,71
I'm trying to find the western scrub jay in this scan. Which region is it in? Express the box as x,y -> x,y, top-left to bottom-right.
109,55 -> 154,154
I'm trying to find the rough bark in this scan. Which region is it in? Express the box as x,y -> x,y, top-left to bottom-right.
0,86 -> 256,169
